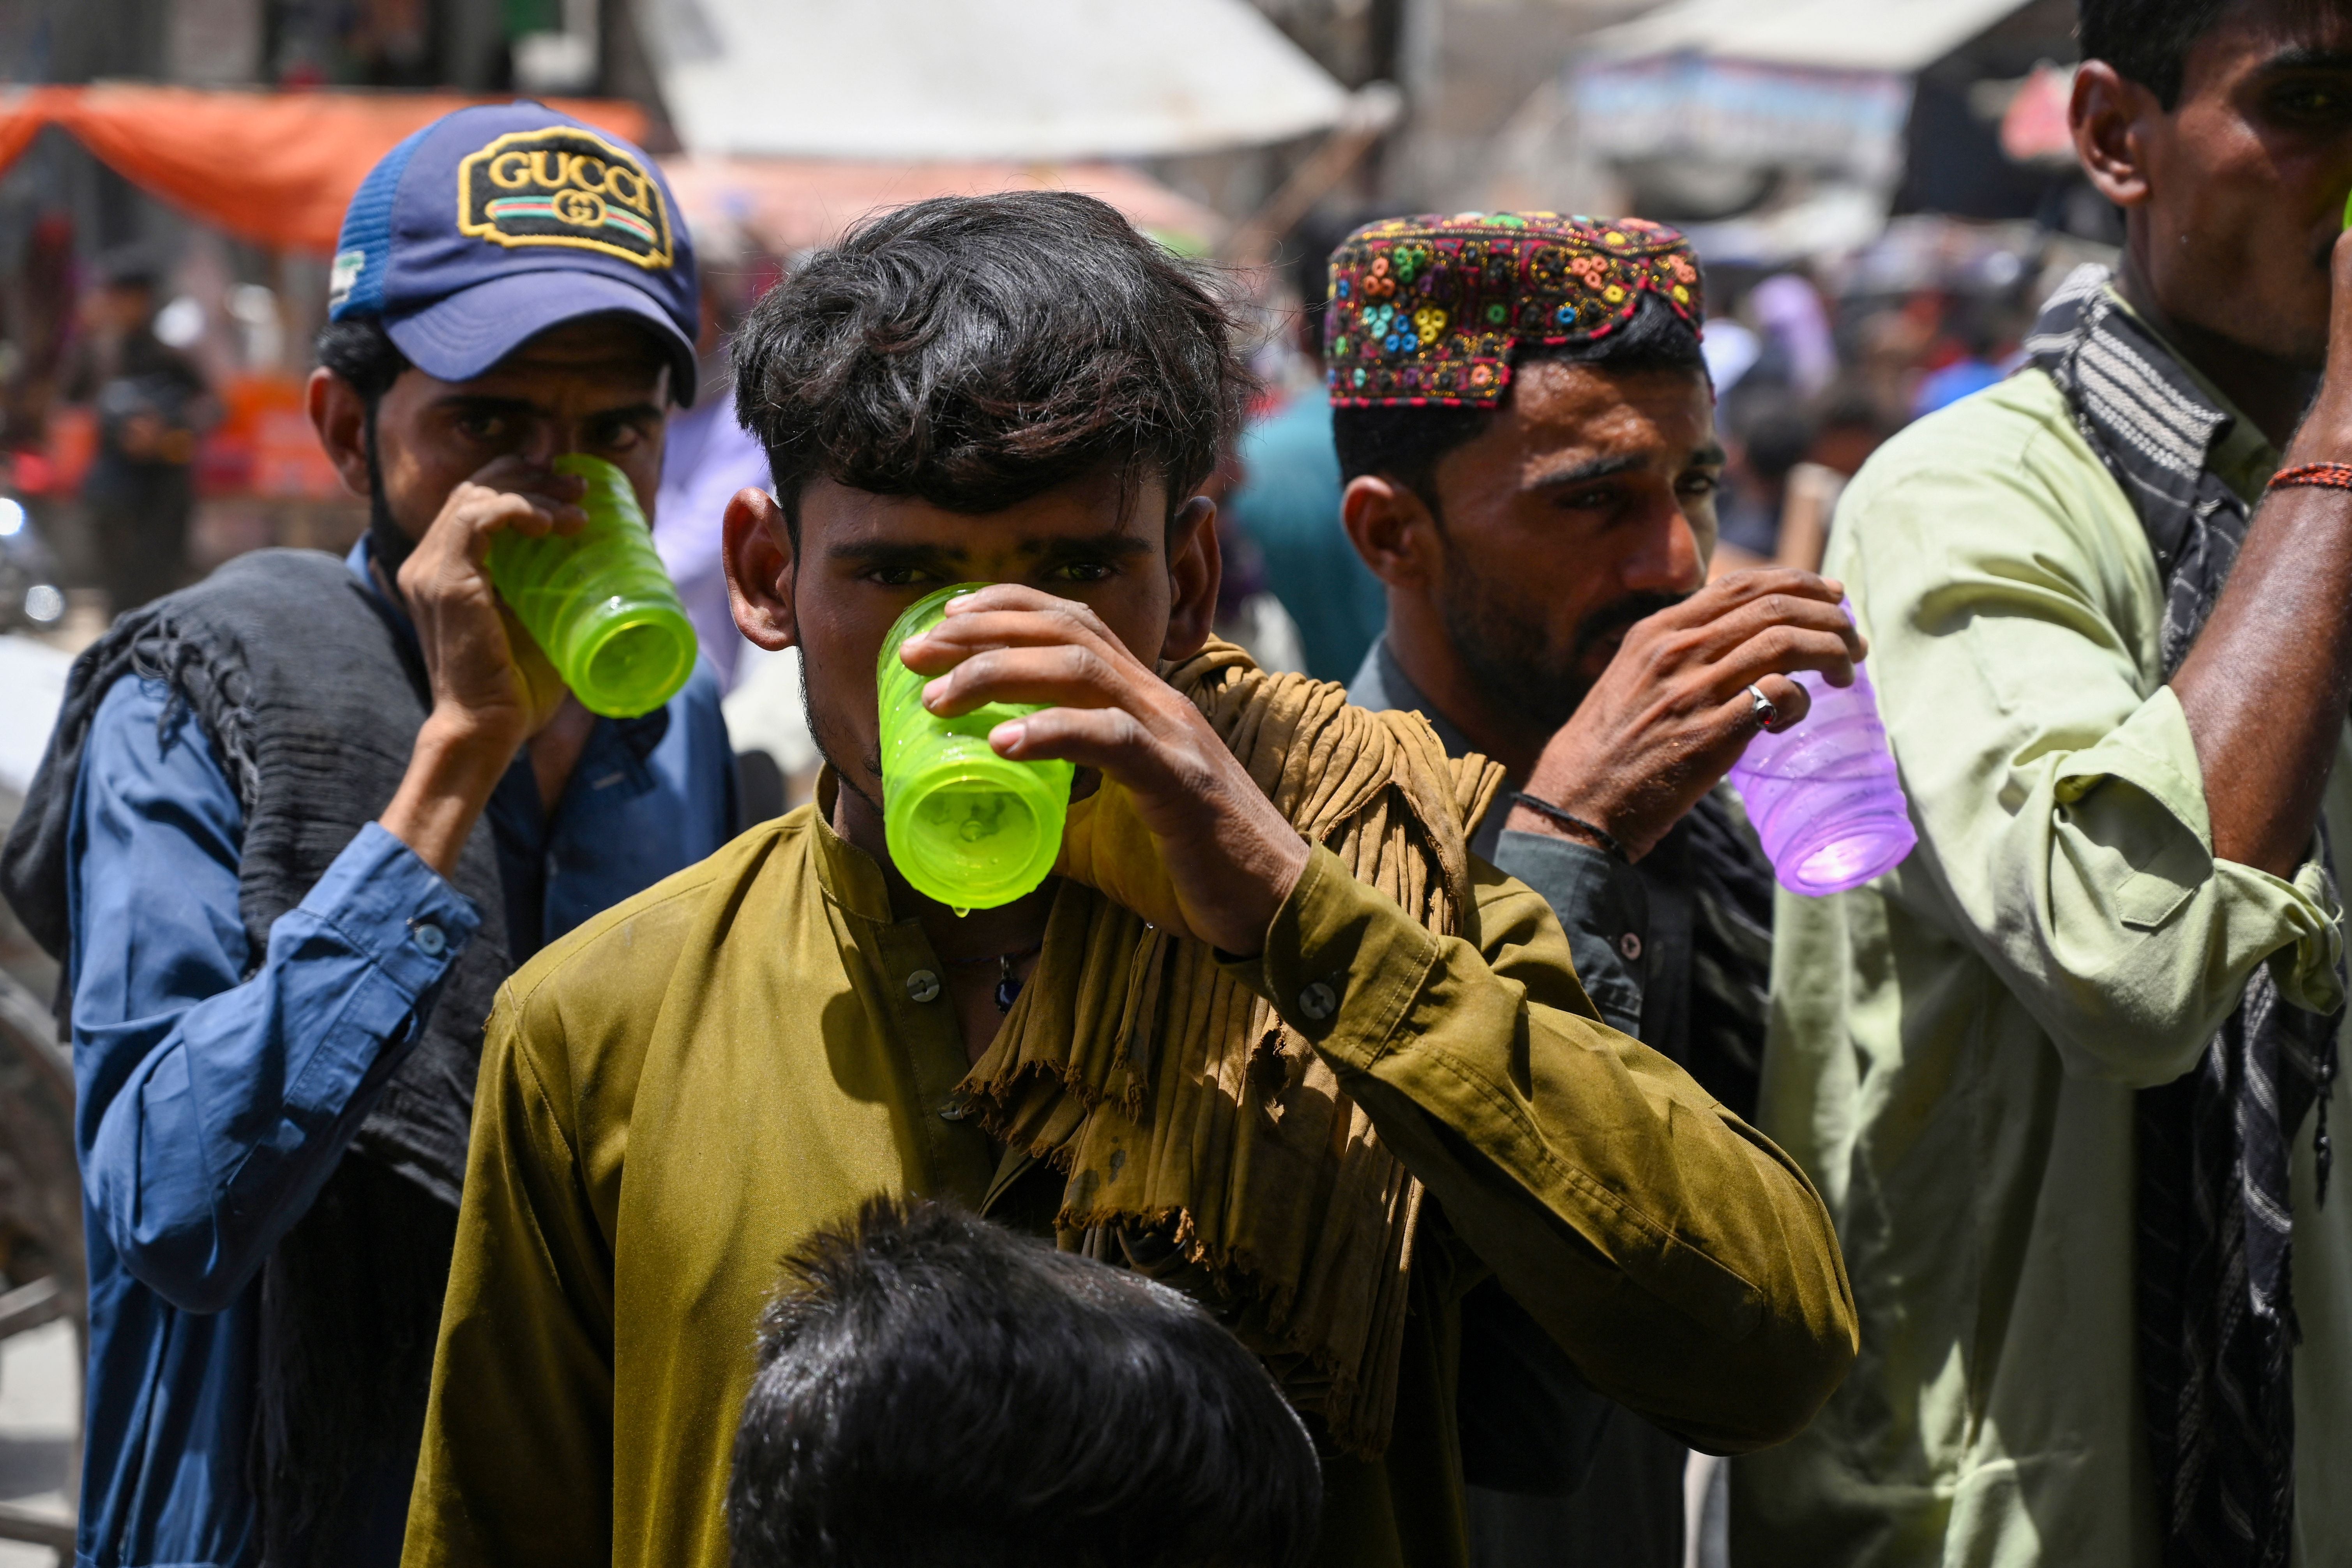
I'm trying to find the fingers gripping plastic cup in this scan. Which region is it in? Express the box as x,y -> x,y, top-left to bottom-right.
1726,604 -> 1918,897
486,453 -> 698,719
877,584 -> 1076,911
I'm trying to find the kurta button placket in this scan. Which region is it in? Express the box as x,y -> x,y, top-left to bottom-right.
1619,931 -> 1643,962
1298,981 -> 1338,1022
906,969 -> 941,1004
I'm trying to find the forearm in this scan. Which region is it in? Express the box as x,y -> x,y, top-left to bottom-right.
2173,231 -> 2352,878
1349,1063 -> 1853,1452
379,711 -> 524,878
1227,848 -> 1856,1450
2173,474 -> 2352,876
82,823 -> 478,1309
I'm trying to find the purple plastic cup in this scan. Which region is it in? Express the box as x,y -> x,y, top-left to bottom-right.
1727,619 -> 1917,897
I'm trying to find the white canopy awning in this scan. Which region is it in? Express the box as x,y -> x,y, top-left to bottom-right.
1584,0 -> 2032,74
659,154 -> 1226,255
652,0 -> 1353,160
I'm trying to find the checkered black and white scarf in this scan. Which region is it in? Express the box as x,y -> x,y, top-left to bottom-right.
2025,264 -> 2341,1568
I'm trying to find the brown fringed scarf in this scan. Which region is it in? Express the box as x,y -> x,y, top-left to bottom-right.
956,639 -> 1506,1457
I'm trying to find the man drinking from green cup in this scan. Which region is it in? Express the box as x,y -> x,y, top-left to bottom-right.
400,191 -> 1859,1568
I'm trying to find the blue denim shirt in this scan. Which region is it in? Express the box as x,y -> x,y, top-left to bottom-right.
65,543 -> 737,1568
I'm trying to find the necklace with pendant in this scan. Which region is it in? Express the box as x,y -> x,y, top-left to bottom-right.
946,939 -> 1045,1012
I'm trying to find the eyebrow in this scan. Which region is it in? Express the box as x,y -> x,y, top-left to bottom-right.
1025,530 -> 1155,562
1521,444 -> 1726,491
591,401 -> 668,427
430,394 -> 667,425
2259,46 -> 2352,72
826,539 -> 968,568
825,529 -> 1154,567
433,393 -> 537,416
1522,454 -> 1649,492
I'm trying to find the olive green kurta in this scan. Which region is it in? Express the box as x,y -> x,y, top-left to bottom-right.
401,801 -> 1857,1568
1735,364 -> 2350,1568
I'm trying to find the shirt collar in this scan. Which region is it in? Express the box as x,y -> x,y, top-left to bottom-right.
1350,636 -> 1478,763
2104,286 -> 2282,506
806,766 -> 900,924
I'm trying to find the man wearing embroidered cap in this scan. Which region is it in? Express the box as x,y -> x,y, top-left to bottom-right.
0,103 -> 736,1568
1326,212 -> 1865,1565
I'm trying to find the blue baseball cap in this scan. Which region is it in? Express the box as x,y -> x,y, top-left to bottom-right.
329,102 -> 701,404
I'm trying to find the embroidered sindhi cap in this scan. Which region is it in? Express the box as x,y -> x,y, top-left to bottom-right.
1323,213 -> 1701,409
329,102 -> 701,403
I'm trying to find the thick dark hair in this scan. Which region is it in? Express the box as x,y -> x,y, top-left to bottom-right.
731,191 -> 1251,532
726,1198 -> 1323,1568
2077,0 -> 2232,107
314,316 -> 415,566
314,316 -> 412,408
1331,292 -> 1708,509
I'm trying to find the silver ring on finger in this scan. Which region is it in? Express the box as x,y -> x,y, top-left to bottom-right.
1746,682 -> 1779,729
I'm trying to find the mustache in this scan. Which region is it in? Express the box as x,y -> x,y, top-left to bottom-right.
1570,592 -> 1688,664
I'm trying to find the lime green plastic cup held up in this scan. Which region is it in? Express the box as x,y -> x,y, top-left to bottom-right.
877,584 -> 1075,911
487,453 -> 698,719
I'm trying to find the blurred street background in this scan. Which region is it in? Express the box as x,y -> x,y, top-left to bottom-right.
0,1 -> 2108,1560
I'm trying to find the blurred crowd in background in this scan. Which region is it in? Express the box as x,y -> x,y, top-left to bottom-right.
0,0 -> 2114,1303
0,0 -> 2120,1035
0,19 -> 2119,1127
0,0 -> 2105,666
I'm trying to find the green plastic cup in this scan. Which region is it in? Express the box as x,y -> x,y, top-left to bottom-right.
877,584 -> 1074,911
486,453 -> 698,719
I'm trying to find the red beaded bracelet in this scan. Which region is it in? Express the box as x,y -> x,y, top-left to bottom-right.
2267,462 -> 2352,492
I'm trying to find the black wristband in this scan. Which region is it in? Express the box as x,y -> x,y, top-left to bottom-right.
1509,792 -> 1626,860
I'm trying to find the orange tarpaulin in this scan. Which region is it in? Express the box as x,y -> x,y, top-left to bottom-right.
0,85 -> 650,255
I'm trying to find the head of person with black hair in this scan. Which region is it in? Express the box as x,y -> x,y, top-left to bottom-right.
83,247 -> 164,342
727,1198 -> 1322,1568
2072,0 -> 2352,442
1330,215 -> 1860,867
720,190 -> 1317,976
1282,208 -> 1385,370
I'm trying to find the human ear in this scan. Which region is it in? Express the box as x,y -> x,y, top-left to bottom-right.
2071,60 -> 2156,209
306,368 -> 376,502
725,487 -> 798,652
1340,474 -> 1436,590
1160,494 -> 1221,662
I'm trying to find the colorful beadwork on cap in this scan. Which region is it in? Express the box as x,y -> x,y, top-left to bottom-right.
1323,213 -> 1702,409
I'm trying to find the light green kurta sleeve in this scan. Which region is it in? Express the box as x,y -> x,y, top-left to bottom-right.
1830,370 -> 2342,1087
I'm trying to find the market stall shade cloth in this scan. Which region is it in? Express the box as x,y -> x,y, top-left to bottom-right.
1581,0 -> 2031,73
660,0 -> 1348,160
0,87 -> 648,255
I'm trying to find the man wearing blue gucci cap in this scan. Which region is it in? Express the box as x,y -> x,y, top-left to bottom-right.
0,103 -> 737,1568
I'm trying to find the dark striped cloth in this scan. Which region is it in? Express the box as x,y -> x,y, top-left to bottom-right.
2025,265 -> 2341,1568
